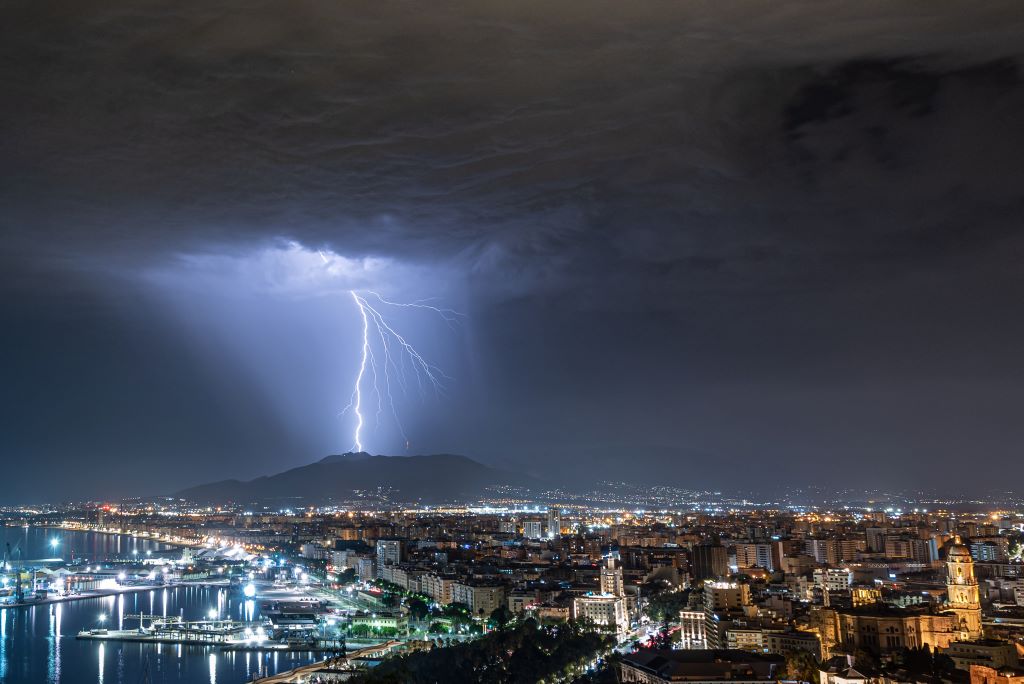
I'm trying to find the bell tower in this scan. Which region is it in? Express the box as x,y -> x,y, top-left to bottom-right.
946,536 -> 982,640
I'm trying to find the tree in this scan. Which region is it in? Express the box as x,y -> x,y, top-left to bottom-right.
488,605 -> 514,630
650,625 -> 673,650
349,624 -> 372,638
852,648 -> 879,673
640,578 -> 672,597
352,618 -> 615,684
645,589 -> 690,623
783,650 -> 820,684
443,602 -> 471,618
406,597 -> 429,621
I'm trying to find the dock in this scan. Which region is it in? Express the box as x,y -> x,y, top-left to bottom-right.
4,583 -> 171,610
77,614 -> 261,646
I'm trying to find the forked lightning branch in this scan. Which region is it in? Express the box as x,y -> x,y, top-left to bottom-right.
342,291 -> 463,452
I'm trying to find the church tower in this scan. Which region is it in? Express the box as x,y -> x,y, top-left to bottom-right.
946,536 -> 982,640
600,555 -> 625,597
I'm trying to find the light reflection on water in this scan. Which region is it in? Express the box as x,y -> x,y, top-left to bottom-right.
0,528 -> 320,684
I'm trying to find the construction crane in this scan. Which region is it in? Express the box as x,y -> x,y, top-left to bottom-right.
4,542 -> 25,604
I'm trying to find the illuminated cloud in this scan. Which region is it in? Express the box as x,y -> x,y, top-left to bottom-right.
143,241 -> 401,298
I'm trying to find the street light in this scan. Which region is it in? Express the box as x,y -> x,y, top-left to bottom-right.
50,538 -> 60,551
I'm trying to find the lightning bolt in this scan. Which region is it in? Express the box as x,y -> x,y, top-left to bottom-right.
348,290 -> 371,452
364,291 -> 465,327
342,290 -> 460,453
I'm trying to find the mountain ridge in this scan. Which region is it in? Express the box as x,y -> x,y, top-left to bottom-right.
176,452 -> 535,504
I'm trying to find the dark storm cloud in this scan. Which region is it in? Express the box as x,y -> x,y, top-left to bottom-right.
2,1 -> 1024,501
3,0 -> 1023,301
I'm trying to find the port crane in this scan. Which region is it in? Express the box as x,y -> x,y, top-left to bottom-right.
3,542 -> 26,604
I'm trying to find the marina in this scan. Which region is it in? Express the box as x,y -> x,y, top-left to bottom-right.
75,613 -> 352,652
0,527 -> 324,683
77,614 -> 264,646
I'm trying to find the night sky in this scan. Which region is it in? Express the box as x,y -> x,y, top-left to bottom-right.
3,1 -> 1024,503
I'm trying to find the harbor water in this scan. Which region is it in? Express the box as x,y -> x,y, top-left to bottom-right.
0,526 -> 320,683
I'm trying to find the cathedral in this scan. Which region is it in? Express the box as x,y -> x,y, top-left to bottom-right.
819,535 -> 984,658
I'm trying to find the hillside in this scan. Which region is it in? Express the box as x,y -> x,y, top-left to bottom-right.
176,452 -> 535,504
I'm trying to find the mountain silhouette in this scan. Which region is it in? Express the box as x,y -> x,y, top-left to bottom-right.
176,452 -> 535,504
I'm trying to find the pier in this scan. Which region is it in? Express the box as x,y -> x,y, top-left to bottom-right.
2,579 -> 231,610
4,583 -> 169,610
77,613 -> 260,646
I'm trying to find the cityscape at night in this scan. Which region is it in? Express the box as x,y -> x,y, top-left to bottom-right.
3,1 -> 1024,683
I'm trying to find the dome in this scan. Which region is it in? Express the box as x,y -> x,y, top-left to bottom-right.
947,535 -> 972,559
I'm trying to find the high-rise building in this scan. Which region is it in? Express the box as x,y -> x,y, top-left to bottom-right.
376,539 -> 405,577
805,538 -> 840,565
970,541 -> 1006,562
703,581 -> 752,648
837,539 -> 866,562
600,556 -> 624,597
703,582 -> 751,613
451,581 -> 506,618
573,595 -> 628,637
733,543 -> 775,572
884,535 -> 932,562
679,610 -> 707,648
421,573 -> 456,604
547,507 -> 562,539
356,557 -> 375,582
813,567 -> 853,593
691,543 -> 728,580
866,527 -> 889,552
523,521 -> 544,539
